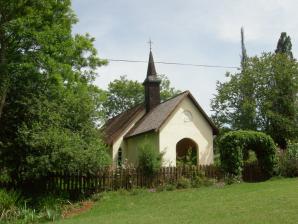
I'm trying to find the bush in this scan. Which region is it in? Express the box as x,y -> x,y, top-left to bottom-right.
156,183 -> 176,192
0,190 -> 66,223
219,130 -> 277,178
164,184 -> 176,191
0,189 -> 25,223
224,174 -> 241,185
176,177 -> 191,189
191,171 -> 214,188
279,142 -> 298,177
0,189 -> 20,212
37,195 -> 64,222
138,142 -> 163,176
176,148 -> 197,166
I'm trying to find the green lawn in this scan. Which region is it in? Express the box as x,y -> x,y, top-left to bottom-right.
56,178 -> 298,224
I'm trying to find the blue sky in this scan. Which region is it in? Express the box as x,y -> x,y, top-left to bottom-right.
72,0 -> 298,115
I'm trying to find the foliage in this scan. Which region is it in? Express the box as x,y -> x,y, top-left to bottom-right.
103,74 -> 181,118
0,0 -> 111,181
275,32 -> 293,59
219,130 -> 277,178
163,183 -> 176,191
102,76 -> 144,118
0,189 -> 70,223
212,52 -> 298,148
278,142 -> 298,177
191,171 -> 214,188
176,148 -> 197,166
176,177 -> 191,189
138,142 -> 163,176
224,174 -> 241,185
240,27 -> 248,68
0,189 -> 35,223
0,189 -> 21,213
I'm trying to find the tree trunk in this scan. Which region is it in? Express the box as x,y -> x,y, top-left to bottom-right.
0,25 -> 7,122
0,88 -> 7,121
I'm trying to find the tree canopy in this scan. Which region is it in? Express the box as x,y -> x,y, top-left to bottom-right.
102,74 -> 181,118
275,32 -> 293,59
212,51 -> 298,148
0,0 -> 111,181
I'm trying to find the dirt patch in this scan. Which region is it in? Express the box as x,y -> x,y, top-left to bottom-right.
62,201 -> 94,218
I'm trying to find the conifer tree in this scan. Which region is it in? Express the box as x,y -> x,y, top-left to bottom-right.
241,27 -> 248,69
275,32 -> 293,59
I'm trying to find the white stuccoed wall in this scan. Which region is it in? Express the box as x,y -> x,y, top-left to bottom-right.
159,97 -> 214,166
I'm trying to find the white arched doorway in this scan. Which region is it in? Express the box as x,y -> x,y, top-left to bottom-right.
176,138 -> 198,166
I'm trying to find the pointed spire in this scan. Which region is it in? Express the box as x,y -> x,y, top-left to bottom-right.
143,50 -> 161,112
146,51 -> 157,78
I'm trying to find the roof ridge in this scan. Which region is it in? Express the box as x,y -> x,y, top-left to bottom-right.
158,90 -> 189,105
125,91 -> 188,138
105,103 -> 143,124
107,91 -> 188,124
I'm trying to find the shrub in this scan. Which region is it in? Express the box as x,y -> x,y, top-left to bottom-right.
224,174 -> 241,185
37,195 -> 65,222
176,148 -> 197,166
0,189 -> 20,212
279,142 -> 298,177
219,130 -> 277,178
176,177 -> 191,189
156,183 -> 176,192
164,183 -> 176,191
0,191 -> 66,223
129,188 -> 147,196
191,171 -> 215,188
0,189 -> 26,223
138,142 -> 163,176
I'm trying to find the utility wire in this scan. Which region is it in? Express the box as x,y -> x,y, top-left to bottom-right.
107,59 -> 240,70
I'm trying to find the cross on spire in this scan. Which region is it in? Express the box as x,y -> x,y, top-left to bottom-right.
148,39 -> 153,51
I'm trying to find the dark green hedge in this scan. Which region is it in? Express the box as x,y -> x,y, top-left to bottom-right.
219,130 -> 277,178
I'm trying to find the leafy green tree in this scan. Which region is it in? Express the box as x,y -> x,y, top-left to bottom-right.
212,27 -> 256,131
103,76 -> 144,118
275,32 -> 293,59
263,54 -> 298,148
212,53 -> 298,148
0,0 -> 110,180
103,74 -> 180,118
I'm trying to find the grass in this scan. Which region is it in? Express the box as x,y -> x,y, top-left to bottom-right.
55,178 -> 298,224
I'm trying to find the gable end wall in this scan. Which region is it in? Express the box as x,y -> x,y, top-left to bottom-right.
159,97 -> 214,166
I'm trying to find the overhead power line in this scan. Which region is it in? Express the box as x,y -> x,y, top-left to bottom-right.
107,59 -> 240,70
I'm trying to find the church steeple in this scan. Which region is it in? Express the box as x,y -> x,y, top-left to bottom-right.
143,50 -> 161,113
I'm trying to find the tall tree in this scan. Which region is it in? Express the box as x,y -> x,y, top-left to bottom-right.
238,27 -> 256,130
103,75 -> 180,118
275,32 -> 293,59
241,27 -> 248,69
0,0 -> 110,180
211,53 -> 298,148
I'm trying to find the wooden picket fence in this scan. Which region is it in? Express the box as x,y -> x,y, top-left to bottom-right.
0,164 -> 267,196
43,165 -> 222,194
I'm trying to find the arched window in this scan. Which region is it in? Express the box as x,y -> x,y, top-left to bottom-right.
117,148 -> 123,167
